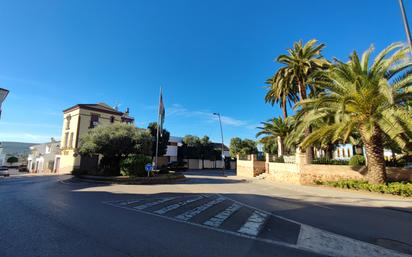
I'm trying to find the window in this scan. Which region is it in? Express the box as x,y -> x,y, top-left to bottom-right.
64,132 -> 69,148
347,148 -> 351,157
90,114 -> 99,128
110,116 -> 115,123
337,149 -> 340,158
342,148 -> 346,158
69,132 -> 74,148
65,115 -> 71,130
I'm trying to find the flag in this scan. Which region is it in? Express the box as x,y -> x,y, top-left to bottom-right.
158,88 -> 165,136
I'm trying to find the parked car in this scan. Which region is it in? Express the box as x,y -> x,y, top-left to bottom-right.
0,167 -> 9,177
18,165 -> 28,172
166,161 -> 188,171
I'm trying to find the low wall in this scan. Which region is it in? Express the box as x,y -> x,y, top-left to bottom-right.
267,162 -> 300,184
236,159 -> 265,177
386,167 -> 412,182
300,165 -> 366,184
237,153 -> 412,183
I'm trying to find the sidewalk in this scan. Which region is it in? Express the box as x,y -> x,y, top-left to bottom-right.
247,174 -> 412,210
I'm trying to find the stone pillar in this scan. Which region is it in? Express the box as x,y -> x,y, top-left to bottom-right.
265,153 -> 270,174
250,154 -> 256,162
295,147 -> 307,173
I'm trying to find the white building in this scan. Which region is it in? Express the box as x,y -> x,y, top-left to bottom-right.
0,143 -> 5,166
165,136 -> 183,162
27,140 -> 61,173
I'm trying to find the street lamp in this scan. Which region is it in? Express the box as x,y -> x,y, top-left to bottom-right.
0,88 -> 9,119
399,0 -> 412,53
213,112 -> 225,176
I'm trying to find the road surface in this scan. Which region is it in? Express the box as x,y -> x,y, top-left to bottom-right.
0,170 -> 411,257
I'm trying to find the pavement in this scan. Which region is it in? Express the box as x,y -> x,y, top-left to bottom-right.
0,169 -> 411,257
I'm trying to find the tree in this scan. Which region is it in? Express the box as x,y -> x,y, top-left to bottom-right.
147,122 -> 170,158
229,138 -> 258,157
256,117 -> 293,157
267,39 -> 329,160
7,156 -> 18,166
79,123 -> 152,176
298,43 -> 412,184
265,74 -> 297,119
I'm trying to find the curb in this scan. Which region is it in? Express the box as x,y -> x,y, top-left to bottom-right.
221,194 -> 411,257
297,225 -> 411,257
72,175 -> 186,185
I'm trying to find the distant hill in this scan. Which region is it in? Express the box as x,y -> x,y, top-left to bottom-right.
0,142 -> 37,155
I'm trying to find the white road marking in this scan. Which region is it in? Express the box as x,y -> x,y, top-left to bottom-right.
176,197 -> 226,221
154,196 -> 204,215
133,197 -> 176,210
204,203 -> 242,227
118,199 -> 145,206
238,210 -> 268,236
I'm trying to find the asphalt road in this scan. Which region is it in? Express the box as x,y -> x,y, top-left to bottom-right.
1,171 -> 411,257
0,174 -> 325,257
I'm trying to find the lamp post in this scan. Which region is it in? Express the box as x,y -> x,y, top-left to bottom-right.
0,88 -> 9,119
399,0 -> 412,53
213,112 -> 225,176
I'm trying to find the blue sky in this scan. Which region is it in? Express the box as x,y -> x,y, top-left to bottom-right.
0,0 -> 409,144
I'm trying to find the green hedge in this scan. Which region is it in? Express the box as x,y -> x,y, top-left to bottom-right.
120,155 -> 152,177
348,155 -> 365,166
312,157 -> 349,165
316,179 -> 412,197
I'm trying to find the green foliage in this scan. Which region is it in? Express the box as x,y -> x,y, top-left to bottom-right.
120,155 -> 152,177
294,43 -> 412,183
256,117 -> 294,156
349,155 -> 366,166
178,135 -> 220,160
79,123 -> 152,176
229,137 -> 258,157
317,180 -> 412,197
7,156 -> 18,165
312,157 -> 348,165
147,122 -> 170,158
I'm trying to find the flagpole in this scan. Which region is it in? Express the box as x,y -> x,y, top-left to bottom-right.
155,87 -> 162,169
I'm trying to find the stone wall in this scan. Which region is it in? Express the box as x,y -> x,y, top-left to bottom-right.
236,155 -> 266,177
267,162 -> 300,184
299,165 -> 366,184
237,152 -> 412,184
386,167 -> 412,182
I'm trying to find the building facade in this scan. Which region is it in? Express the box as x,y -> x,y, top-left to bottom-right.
27,140 -> 61,173
58,103 -> 134,173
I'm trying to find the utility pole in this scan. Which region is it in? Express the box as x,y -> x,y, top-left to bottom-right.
399,0 -> 412,53
213,113 -> 225,176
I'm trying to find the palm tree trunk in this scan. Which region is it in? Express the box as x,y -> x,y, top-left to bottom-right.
360,126 -> 387,184
281,97 -> 288,119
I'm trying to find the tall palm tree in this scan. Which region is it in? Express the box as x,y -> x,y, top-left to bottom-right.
256,117 -> 294,157
265,39 -> 329,161
264,71 -> 297,119
298,43 -> 412,184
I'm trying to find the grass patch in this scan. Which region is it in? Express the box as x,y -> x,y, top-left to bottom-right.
315,179 -> 412,197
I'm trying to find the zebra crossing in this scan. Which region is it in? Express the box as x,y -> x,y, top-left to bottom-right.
103,194 -> 301,245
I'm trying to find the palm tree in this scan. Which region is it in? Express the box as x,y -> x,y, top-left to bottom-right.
265,39 -> 329,161
264,71 -> 297,119
298,43 -> 412,184
256,117 -> 294,157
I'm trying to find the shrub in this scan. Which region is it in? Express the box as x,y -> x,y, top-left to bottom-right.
318,180 -> 412,197
349,155 -> 365,166
120,155 -> 152,177
71,168 -> 88,176
312,157 -> 348,165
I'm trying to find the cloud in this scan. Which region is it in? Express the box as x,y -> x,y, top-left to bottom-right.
167,103 -> 249,127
